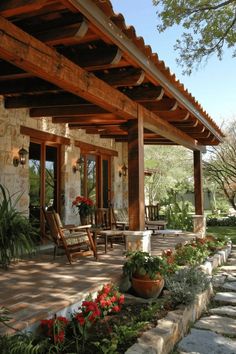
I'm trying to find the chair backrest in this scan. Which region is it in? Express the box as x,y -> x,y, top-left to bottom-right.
42,208 -> 64,245
145,205 -> 160,221
95,208 -> 111,229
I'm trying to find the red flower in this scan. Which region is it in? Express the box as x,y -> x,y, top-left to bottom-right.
54,330 -> 65,343
111,305 -> 120,312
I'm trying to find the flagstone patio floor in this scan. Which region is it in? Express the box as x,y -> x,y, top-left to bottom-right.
0,232 -> 196,335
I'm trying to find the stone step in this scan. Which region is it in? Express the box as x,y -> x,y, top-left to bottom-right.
222,282 -> 236,292
226,258 -> 236,265
214,292 -> 236,305
210,305 -> 236,317
194,315 -> 236,336
226,274 -> 236,282
220,265 -> 236,272
178,328 -> 236,354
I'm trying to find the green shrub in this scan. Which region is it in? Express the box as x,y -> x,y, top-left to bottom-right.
0,184 -> 36,269
174,243 -> 209,266
165,267 -> 210,306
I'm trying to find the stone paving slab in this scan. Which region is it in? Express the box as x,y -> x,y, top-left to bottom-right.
214,292 -> 236,305
222,282 -> 236,291
220,265 -> 236,272
194,315 -> 236,336
210,305 -> 236,317
226,275 -> 236,282
178,328 -> 236,354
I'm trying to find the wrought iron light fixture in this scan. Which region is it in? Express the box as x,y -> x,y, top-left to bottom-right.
119,163 -> 128,177
13,147 -> 28,167
72,157 -> 84,173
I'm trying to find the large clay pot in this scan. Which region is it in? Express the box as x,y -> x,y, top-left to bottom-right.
131,276 -> 164,299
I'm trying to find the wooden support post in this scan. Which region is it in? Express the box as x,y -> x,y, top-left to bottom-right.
194,150 -> 204,215
127,107 -> 145,231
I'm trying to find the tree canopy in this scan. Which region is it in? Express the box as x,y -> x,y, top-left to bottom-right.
153,0 -> 236,74
144,145 -> 193,204
204,120 -> 236,210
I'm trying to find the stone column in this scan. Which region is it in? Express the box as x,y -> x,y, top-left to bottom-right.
124,230 -> 152,253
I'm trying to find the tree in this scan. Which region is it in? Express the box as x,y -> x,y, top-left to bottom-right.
204,120 -> 236,210
144,145 -> 193,204
153,0 -> 236,74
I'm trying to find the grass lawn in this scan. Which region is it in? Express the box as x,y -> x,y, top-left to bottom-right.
206,226 -> 236,244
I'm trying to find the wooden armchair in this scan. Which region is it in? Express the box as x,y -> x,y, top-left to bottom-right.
42,208 -> 96,264
94,208 -> 125,253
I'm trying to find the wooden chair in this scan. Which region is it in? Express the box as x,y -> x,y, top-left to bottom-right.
42,208 -> 96,264
145,205 -> 160,221
111,207 -> 129,230
94,207 -> 125,253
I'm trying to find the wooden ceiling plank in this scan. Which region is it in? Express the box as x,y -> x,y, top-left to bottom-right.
0,15 -> 202,150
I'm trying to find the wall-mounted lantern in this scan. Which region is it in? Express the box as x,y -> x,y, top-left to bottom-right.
72,157 -> 84,174
13,147 -> 28,167
119,163 -> 128,177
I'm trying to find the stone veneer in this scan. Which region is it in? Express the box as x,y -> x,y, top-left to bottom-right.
0,97 -> 127,222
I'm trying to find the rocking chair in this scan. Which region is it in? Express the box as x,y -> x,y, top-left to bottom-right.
43,208 -> 96,264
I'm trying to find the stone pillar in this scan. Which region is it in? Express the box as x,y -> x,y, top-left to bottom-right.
193,214 -> 206,238
124,230 -> 152,253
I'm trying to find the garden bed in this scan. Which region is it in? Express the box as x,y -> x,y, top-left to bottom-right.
0,239 -> 232,354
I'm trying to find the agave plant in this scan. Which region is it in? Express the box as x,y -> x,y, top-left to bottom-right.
0,184 -> 36,269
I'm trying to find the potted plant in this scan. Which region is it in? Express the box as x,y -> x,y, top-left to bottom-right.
122,251 -> 167,299
72,196 -> 94,224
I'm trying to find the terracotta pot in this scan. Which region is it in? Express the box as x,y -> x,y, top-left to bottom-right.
131,276 -> 164,299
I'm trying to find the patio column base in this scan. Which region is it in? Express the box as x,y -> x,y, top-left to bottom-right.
192,215 -> 206,238
124,230 -> 152,253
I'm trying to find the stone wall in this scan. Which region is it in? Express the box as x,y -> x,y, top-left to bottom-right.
0,97 -> 128,222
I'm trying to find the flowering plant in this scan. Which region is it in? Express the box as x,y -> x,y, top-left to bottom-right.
73,283 -> 124,351
72,195 -> 94,216
41,315 -> 69,344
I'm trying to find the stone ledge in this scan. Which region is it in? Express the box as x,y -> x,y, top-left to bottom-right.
125,243 -> 232,354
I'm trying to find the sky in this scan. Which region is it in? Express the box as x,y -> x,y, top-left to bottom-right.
111,0 -> 236,128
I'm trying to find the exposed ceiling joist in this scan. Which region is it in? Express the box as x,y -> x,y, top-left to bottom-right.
0,15 -> 204,150
66,0 -> 222,142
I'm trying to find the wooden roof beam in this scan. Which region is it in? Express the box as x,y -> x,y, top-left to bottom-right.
66,0 -> 222,142
0,0 -> 53,18
0,15 -> 203,151
155,109 -> 190,122
53,115 -> 125,124
4,93 -> 87,108
96,68 -> 145,87
36,21 -> 97,46
121,84 -> 164,102
59,45 -> 124,71
142,98 -> 178,112
30,105 -> 109,117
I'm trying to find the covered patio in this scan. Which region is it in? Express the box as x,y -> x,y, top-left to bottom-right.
0,232 -> 196,335
0,0 -> 223,239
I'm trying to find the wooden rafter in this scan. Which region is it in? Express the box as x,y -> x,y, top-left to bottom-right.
0,15 -> 203,150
